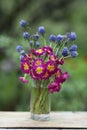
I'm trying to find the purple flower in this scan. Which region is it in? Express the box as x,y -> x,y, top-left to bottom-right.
70,44 -> 77,51
62,47 -> 69,57
70,51 -> 78,58
49,34 -> 56,42
16,45 -> 23,52
38,26 -> 45,35
68,32 -> 76,40
23,32 -> 30,39
20,20 -> 27,27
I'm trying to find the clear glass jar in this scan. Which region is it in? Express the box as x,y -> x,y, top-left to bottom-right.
30,80 -> 50,121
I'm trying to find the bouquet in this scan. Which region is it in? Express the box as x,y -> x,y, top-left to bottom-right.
16,19 -> 78,120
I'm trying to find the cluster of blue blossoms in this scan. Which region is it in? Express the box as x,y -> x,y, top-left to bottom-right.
16,19 -> 78,61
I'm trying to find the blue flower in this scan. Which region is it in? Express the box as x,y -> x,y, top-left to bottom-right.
29,40 -> 33,45
33,33 -> 39,40
62,47 -> 69,57
35,41 -> 40,47
68,32 -> 76,40
70,51 -> 78,58
56,34 -> 63,42
70,44 -> 77,51
23,32 -> 30,39
20,20 -> 27,27
16,45 -> 23,52
49,34 -> 56,42
20,55 -> 24,61
38,26 -> 45,35
20,50 -> 25,55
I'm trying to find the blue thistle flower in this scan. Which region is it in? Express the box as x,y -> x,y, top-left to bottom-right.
20,50 -> 25,55
29,40 -> 34,45
20,55 -> 24,61
16,45 -> 23,52
20,20 -> 27,27
70,51 -> 78,58
70,44 -> 77,51
62,47 -> 69,57
23,32 -> 30,39
35,41 -> 40,47
33,33 -> 39,40
56,34 -> 63,42
68,32 -> 76,40
49,34 -> 56,42
38,26 -> 45,35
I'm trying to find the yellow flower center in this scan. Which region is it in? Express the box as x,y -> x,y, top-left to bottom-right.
44,72 -> 49,77
36,49 -> 43,53
24,63 -> 29,70
50,56 -> 55,60
55,71 -> 60,77
36,67 -> 43,74
47,65 -> 54,71
36,61 -> 41,66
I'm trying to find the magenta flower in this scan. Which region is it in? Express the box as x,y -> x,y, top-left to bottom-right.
32,64 -> 46,79
33,48 -> 45,56
42,71 -> 50,80
30,70 -> 39,80
43,46 -> 53,55
32,58 -> 44,67
48,82 -> 61,93
20,61 -> 31,74
19,76 -> 28,84
45,60 -> 57,75
49,54 -> 57,61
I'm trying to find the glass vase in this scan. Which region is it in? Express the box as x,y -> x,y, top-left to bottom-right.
30,80 -> 50,121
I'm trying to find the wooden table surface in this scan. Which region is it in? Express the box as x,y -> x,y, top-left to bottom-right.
0,111 -> 87,129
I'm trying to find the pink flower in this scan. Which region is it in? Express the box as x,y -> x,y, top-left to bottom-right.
55,71 -> 69,84
20,61 -> 31,74
22,54 -> 29,62
43,46 -> 53,55
32,58 -> 44,67
48,82 -> 61,93
19,76 -> 28,84
33,48 -> 45,56
32,64 -> 46,79
45,60 -> 57,75
49,54 -> 57,61
42,71 -> 50,80
56,58 -> 64,65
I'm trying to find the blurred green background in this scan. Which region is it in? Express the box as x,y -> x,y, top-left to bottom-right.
0,0 -> 87,111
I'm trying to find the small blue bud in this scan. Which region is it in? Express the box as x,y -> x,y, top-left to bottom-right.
38,26 -> 45,35
23,32 -> 30,39
20,50 -> 25,55
70,51 -> 78,58
62,47 -> 69,57
70,44 -> 77,51
35,41 -> 40,47
20,55 -> 24,61
68,32 -> 76,40
33,33 -> 39,40
49,34 -> 56,42
16,45 -> 23,52
20,20 -> 27,27
56,34 -> 63,42
29,40 -> 33,45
